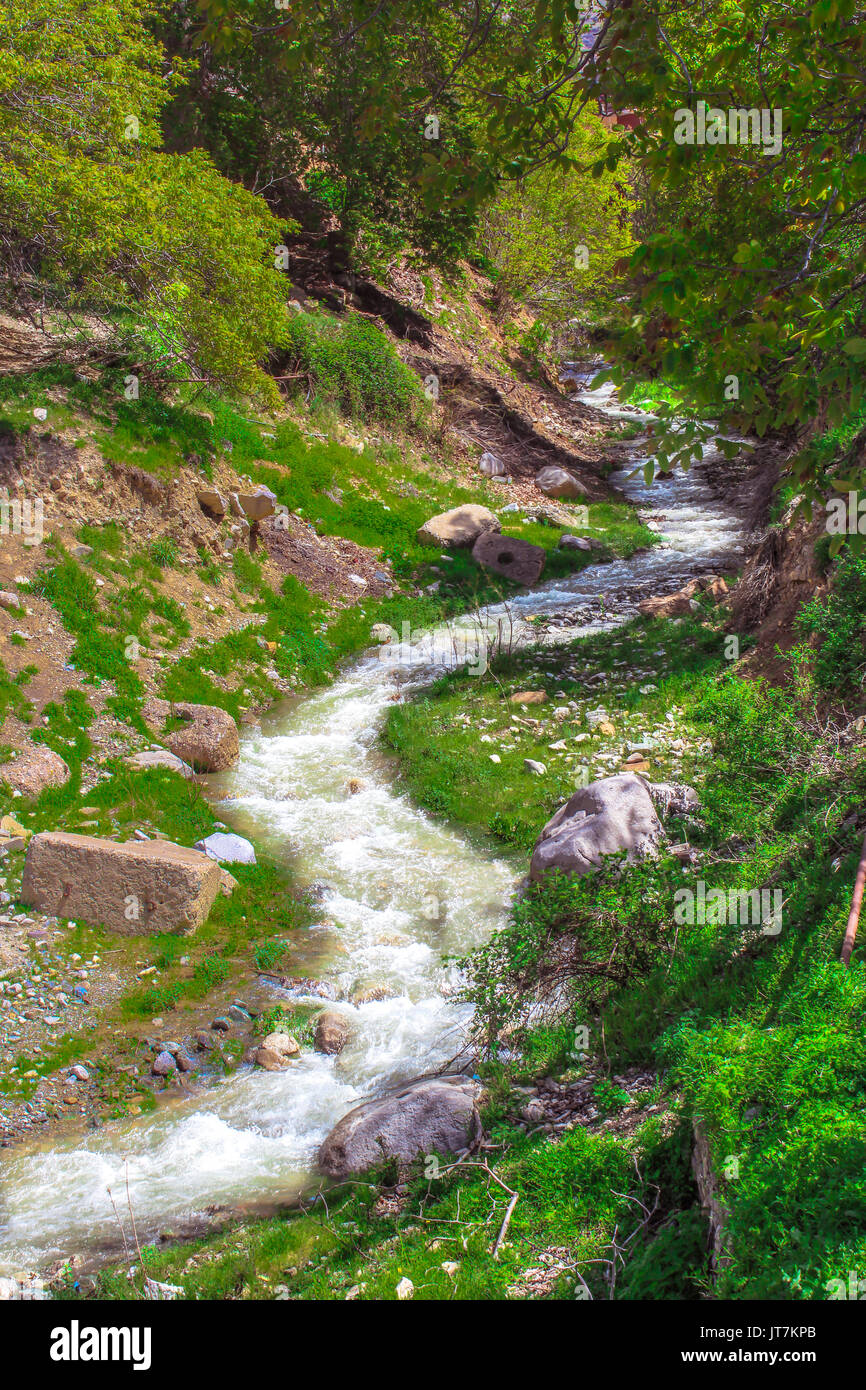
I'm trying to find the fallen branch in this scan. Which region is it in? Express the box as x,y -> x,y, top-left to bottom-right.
492,1189 -> 520,1262
841,829 -> 866,966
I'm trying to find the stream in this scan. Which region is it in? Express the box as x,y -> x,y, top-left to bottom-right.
0,374 -> 751,1277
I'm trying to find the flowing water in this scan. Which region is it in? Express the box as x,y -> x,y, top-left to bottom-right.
0,374 -> 751,1275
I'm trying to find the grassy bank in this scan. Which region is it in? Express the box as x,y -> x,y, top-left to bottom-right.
382,609 -> 866,1299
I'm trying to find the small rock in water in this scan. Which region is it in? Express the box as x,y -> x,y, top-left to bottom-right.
262,1031 -> 300,1059
351,984 -> 396,1005
314,1011 -> 350,1055
254,1047 -> 286,1072
152,1050 -> 177,1077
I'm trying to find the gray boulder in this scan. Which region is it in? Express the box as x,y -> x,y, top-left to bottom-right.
535,466 -> 588,500
478,451 -> 507,478
417,504 -> 500,549
472,531 -> 545,586
646,781 -> 701,818
194,832 -> 256,865
197,489 -> 228,519
529,772 -> 664,882
237,485 -> 278,522
318,1075 -> 481,1177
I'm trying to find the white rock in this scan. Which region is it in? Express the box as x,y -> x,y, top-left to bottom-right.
194,832 -> 256,866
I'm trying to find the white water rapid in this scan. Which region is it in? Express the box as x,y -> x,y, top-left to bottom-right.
0,372 -> 751,1275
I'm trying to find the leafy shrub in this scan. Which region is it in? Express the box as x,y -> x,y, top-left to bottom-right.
281,310 -> 426,423
796,551 -> 866,698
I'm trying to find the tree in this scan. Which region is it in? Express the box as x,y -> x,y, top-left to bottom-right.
182,0 -> 619,269
0,0 -> 291,400
478,106 -> 635,326
575,0 -> 866,496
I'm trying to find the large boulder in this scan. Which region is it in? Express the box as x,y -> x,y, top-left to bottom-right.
417,505 -> 500,549
144,699 -> 239,773
535,466 -> 588,500
0,746 -> 69,799
318,1076 -> 482,1177
21,832 -> 221,934
529,772 -> 664,882
471,531 -> 545,586
236,485 -> 277,522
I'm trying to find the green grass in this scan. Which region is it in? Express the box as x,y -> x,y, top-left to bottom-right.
0,655 -> 35,729
380,600 -> 866,1299
76,1109 -> 703,1301
383,613 -> 726,851
795,549 -> 866,700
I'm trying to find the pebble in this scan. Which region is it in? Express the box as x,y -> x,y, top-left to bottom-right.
152,1051 -> 177,1077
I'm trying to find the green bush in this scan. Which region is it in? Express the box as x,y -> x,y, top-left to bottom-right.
282,310 -> 427,423
796,551 -> 866,699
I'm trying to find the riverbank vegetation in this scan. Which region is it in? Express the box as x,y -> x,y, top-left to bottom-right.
2,0 -> 866,1308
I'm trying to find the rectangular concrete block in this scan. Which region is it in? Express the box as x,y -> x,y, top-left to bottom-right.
21,832 -> 221,935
